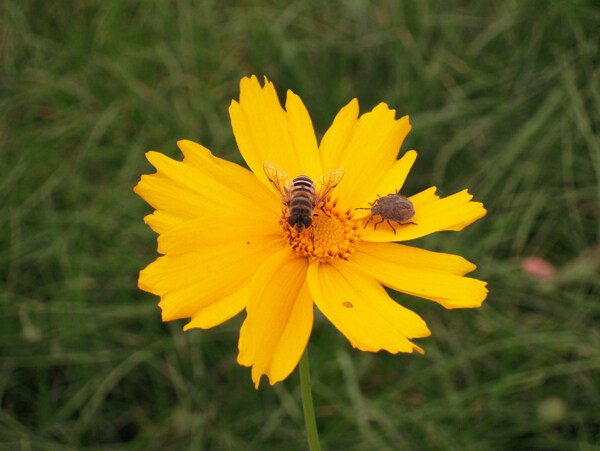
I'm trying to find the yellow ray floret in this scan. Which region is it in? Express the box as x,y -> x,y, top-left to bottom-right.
135,75 -> 488,388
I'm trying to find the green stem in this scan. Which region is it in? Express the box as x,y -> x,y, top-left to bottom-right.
299,348 -> 321,451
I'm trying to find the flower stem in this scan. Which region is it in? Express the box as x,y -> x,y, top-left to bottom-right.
299,348 -> 321,451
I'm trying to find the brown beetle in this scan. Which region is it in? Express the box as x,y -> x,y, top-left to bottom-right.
357,190 -> 416,234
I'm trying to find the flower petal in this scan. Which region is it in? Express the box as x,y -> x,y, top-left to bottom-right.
237,250 -> 313,388
351,242 -> 487,309
184,285 -> 250,330
307,261 -> 430,354
135,141 -> 289,326
360,187 -> 486,242
354,150 -> 418,218
134,149 -> 279,223
229,75 -> 322,189
318,98 -> 359,169
156,216 -> 281,255
177,139 -> 276,208
354,240 -> 477,275
320,102 -> 411,209
143,210 -> 185,234
139,232 -> 284,323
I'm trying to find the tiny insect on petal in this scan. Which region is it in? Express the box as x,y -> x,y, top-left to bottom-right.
361,191 -> 416,234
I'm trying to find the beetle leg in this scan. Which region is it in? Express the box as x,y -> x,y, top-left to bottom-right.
386,220 -> 397,234
373,218 -> 384,230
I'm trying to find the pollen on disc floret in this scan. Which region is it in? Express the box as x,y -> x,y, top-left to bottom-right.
282,198 -> 361,263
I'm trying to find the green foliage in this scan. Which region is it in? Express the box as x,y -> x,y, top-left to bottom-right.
1,0 -> 599,449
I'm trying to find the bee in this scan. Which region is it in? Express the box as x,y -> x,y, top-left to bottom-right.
358,190 -> 416,234
263,161 -> 344,241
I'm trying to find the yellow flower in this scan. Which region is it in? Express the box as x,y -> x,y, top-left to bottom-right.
134,75 -> 488,388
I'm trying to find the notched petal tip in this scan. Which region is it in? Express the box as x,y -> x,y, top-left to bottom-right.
414,345 -> 425,355
242,73 -> 260,85
159,303 -> 174,322
373,101 -> 395,115
238,74 -> 272,95
138,262 -> 162,295
252,370 -> 262,390
145,150 -> 165,165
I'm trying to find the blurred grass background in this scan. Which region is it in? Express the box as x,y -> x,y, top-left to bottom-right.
1,0 -> 599,449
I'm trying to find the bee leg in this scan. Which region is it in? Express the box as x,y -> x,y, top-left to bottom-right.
373,218 -> 384,230
318,202 -> 331,217
311,229 -> 316,250
386,220 -> 397,234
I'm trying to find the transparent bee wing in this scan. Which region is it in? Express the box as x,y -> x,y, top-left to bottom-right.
315,168 -> 344,203
263,161 -> 292,202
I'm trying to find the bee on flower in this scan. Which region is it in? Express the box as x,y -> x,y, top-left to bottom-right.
262,160 -> 344,247
134,76 -> 488,388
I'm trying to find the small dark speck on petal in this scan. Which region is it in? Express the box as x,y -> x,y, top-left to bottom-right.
343,302 -> 353,308
246,241 -> 250,245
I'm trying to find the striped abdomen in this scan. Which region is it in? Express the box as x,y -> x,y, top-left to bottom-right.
286,175 -> 317,232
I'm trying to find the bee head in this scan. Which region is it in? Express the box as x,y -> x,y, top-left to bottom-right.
288,215 -> 312,232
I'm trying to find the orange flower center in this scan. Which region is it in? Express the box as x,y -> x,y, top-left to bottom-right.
281,199 -> 360,263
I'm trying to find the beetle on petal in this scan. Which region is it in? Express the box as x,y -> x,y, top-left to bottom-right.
359,190 -> 416,234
